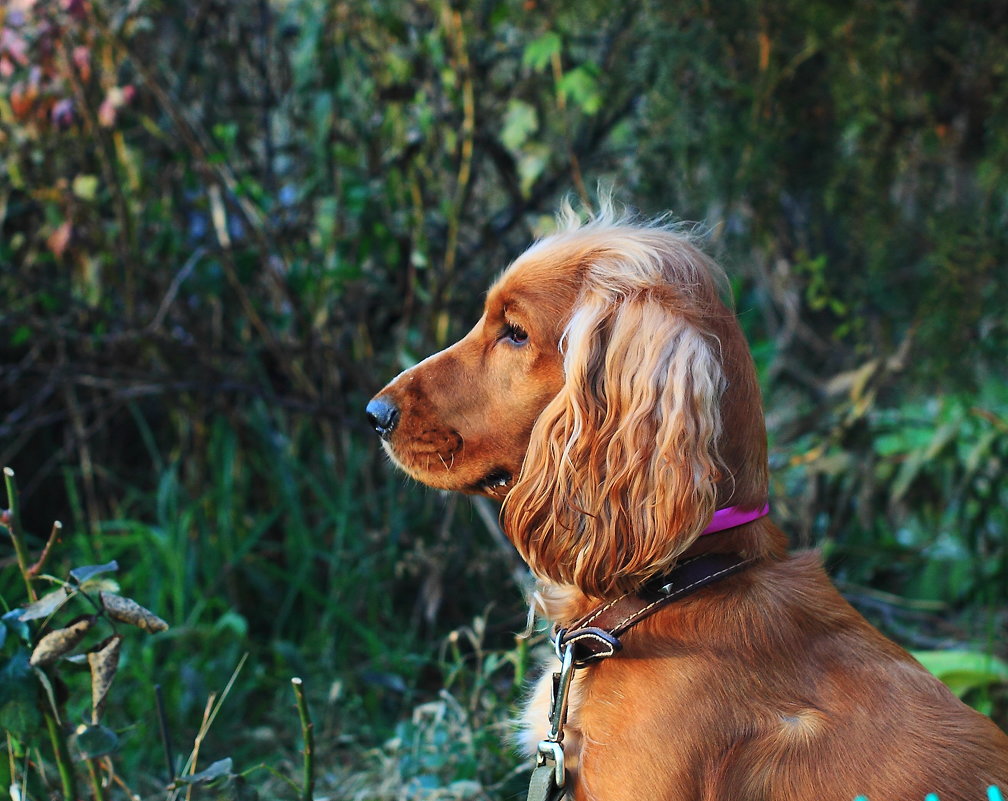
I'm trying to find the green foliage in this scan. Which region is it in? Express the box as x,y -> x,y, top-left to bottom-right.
0,646 -> 38,738
336,616 -> 536,800
775,389 -> 1008,604
913,650 -> 1008,715
1,0 -> 1007,795
2,471 -> 165,797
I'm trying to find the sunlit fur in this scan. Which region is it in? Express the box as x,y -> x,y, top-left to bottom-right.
501,215 -> 738,597
368,203 -> 1008,800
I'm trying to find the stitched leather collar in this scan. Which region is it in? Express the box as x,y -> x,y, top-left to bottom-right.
553,552 -> 753,666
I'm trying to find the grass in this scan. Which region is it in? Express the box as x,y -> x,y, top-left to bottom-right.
3,384 -> 1007,798
2,397 -> 535,797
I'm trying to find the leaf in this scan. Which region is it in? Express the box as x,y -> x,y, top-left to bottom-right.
19,587 -> 71,621
517,143 -> 550,197
72,174 -> 99,200
100,592 -> 169,632
0,651 -> 41,737
522,32 -> 561,72
913,650 -> 1008,698
175,757 -> 234,785
500,99 -> 538,152
88,636 -> 122,723
79,576 -> 120,594
557,64 -> 602,114
30,616 -> 94,666
73,724 -> 119,759
890,420 -> 958,504
47,220 -> 72,258
32,664 -> 65,727
69,561 -> 119,585
2,608 -> 29,644
11,324 -> 31,346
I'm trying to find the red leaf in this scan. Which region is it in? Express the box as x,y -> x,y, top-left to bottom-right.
47,221 -> 72,258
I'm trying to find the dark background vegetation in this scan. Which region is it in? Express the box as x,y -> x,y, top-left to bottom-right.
2,0 -> 1006,797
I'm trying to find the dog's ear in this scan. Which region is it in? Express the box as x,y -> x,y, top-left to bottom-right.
502,286 -> 725,598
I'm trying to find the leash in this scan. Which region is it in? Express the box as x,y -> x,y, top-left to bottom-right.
525,551 -> 755,801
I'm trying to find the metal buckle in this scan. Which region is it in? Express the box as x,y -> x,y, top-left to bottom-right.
535,740 -> 566,788
547,641 -> 575,742
528,637 -> 576,792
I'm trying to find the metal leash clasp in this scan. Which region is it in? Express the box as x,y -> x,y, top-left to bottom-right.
534,638 -> 576,789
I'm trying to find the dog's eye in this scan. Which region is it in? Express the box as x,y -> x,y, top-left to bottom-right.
502,322 -> 529,346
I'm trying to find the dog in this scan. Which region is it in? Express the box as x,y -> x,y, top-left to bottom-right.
366,204 -> 1008,800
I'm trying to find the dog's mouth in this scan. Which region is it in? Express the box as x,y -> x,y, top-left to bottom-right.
471,468 -> 513,495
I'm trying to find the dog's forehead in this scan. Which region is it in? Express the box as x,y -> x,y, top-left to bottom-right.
486,250 -> 585,318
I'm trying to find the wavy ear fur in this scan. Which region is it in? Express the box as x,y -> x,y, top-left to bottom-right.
501,240 -> 727,598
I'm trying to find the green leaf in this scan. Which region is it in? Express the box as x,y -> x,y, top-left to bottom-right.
500,99 -> 538,152
212,122 -> 239,150
71,174 -> 100,201
73,724 -> 119,759
314,195 -> 339,250
522,32 -> 561,72
912,650 -> 1008,698
34,661 -> 62,723
69,561 -> 119,585
11,325 -> 31,346
2,608 -> 29,644
557,64 -> 602,114
0,651 -> 41,737
517,143 -> 550,197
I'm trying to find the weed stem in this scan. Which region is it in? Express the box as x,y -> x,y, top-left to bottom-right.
291,677 -> 314,801
155,684 -> 176,783
43,710 -> 77,801
87,758 -> 106,801
3,468 -> 37,602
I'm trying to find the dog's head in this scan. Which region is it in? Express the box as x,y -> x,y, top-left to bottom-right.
367,210 -> 768,596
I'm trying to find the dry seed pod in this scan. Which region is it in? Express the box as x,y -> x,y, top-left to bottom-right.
30,616 -> 94,666
99,592 -> 168,632
88,636 -> 122,724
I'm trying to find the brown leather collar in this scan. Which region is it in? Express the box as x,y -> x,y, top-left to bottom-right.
554,552 -> 754,666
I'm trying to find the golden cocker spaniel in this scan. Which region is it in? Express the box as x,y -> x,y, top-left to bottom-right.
367,205 -> 1008,800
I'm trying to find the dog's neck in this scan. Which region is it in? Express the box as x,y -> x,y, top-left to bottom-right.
533,517 -> 787,626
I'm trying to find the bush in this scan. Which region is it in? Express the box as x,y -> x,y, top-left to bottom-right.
2,0 -> 1006,795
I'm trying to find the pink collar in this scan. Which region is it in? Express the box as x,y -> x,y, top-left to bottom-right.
702,503 -> 770,535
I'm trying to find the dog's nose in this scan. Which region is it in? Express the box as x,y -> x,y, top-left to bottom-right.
366,396 -> 400,439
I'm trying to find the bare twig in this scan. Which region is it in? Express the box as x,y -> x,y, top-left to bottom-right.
148,248 -> 206,333
86,756 -> 106,801
170,653 -> 248,801
290,677 -> 314,801
27,520 -> 63,578
184,693 -> 217,801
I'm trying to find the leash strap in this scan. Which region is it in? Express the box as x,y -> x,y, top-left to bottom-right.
555,552 -> 753,665
526,763 -> 569,801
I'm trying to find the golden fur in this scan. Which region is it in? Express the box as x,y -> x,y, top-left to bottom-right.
368,206 -> 1008,800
